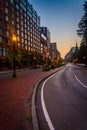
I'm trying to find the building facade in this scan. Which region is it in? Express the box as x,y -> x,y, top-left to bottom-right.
0,0 -> 40,64
40,27 -> 50,52
50,42 -> 59,59
65,47 -> 76,61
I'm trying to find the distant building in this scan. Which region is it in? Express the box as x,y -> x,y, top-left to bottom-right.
40,27 -> 51,59
50,42 -> 59,59
40,27 -> 51,52
65,47 -> 76,61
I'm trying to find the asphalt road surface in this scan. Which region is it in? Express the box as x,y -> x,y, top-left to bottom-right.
36,63 -> 87,130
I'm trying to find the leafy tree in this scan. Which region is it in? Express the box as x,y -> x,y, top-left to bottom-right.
8,49 -> 22,68
77,1 -> 87,64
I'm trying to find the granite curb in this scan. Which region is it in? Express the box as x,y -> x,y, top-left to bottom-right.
32,66 -> 64,130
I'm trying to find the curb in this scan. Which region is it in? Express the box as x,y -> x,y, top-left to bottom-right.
32,66 -> 64,130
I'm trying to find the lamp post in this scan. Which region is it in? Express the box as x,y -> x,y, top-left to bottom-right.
12,34 -> 17,78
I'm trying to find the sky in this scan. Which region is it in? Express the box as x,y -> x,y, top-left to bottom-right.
29,0 -> 84,58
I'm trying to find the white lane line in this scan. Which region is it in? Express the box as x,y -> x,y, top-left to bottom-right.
74,73 -> 87,89
41,74 -> 56,130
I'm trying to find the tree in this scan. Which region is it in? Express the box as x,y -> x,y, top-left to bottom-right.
7,49 -> 22,68
77,1 -> 87,64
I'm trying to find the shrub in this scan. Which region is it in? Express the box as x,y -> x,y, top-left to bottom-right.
42,66 -> 50,71
50,64 -> 55,69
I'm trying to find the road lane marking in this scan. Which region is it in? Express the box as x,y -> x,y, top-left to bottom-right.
74,73 -> 87,89
41,74 -> 56,130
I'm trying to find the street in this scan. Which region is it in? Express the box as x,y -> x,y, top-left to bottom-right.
36,63 -> 87,130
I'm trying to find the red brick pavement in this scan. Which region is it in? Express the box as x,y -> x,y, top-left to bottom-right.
0,68 -> 60,130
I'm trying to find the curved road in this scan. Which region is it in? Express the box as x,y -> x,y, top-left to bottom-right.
36,63 -> 87,130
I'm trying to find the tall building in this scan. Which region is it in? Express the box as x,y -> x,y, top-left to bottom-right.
40,27 -> 51,53
50,42 -> 59,59
0,0 -> 40,65
65,47 -> 76,61
40,29 -> 47,54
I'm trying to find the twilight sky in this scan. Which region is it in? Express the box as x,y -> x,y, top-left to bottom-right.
29,0 -> 84,58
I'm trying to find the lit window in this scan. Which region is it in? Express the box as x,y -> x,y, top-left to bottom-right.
17,30 -> 20,35
22,38 -> 24,43
21,32 -> 23,37
25,40 -> 27,44
17,36 -> 20,41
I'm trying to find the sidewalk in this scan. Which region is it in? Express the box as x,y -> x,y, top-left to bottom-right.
0,68 -> 61,130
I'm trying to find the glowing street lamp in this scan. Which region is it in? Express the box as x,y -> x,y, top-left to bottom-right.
12,34 -> 17,77
12,34 -> 17,42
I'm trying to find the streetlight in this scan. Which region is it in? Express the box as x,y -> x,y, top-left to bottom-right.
12,34 -> 17,78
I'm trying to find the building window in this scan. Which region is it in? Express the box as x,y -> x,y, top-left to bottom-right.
17,23 -> 19,28
18,42 -> 20,47
0,28 -> 2,34
6,31 -> 9,37
12,20 -> 14,25
10,0 -> 14,4
0,47 -> 2,56
3,48 -> 5,56
4,7 -> 8,14
25,34 -> 27,39
5,48 -> 9,55
0,47 -> 7,56
25,45 -> 27,50
21,32 -> 23,37
21,27 -> 23,31
21,21 -> 23,25
5,38 -> 10,44
0,18 -> 2,26
16,11 -> 18,16
25,40 -> 27,44
0,11 -> 2,17
4,22 -> 9,29
17,36 -> 20,42
12,14 -> 14,19
16,4 -> 18,9
17,18 -> 19,22
17,30 -> 20,35
0,36 -> 2,42
22,38 -> 24,43
4,15 -> 8,21
11,6 -> 14,12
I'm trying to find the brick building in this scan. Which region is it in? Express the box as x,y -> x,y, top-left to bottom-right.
0,0 -> 41,67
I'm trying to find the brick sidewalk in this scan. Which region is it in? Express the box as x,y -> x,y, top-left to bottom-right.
0,68 -> 60,130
